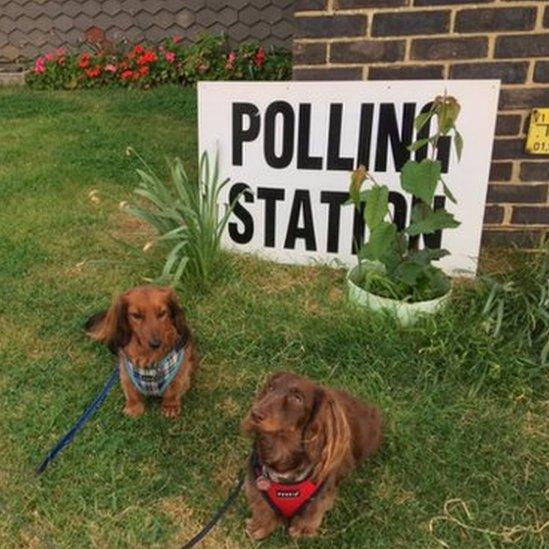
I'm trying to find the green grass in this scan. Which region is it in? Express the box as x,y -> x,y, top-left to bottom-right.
0,86 -> 547,548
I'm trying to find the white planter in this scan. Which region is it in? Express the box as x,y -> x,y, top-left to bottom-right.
347,262 -> 451,326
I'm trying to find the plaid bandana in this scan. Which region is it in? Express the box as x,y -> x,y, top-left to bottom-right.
121,347 -> 185,396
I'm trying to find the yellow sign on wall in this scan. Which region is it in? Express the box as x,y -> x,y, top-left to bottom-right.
526,108 -> 549,155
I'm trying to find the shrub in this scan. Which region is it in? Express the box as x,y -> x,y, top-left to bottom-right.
25,35 -> 291,90
124,149 -> 243,287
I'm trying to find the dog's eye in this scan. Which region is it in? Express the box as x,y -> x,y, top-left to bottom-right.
291,392 -> 303,403
157,310 -> 167,319
130,312 -> 143,320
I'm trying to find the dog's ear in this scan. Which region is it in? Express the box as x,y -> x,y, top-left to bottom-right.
303,388 -> 351,482
85,295 -> 130,354
167,289 -> 191,347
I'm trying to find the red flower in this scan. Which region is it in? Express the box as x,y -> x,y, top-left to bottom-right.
173,35 -> 182,44
254,46 -> 266,67
137,65 -> 149,77
79,52 -> 91,69
85,67 -> 102,78
120,70 -> 133,80
134,44 -> 145,55
137,51 -> 157,65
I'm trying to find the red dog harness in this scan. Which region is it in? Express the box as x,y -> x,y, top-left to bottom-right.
251,449 -> 324,519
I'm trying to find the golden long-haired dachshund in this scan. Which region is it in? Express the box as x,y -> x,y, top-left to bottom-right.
242,372 -> 382,539
85,286 -> 197,419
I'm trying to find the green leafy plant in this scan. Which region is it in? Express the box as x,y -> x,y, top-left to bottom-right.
348,93 -> 463,302
125,149 -> 242,287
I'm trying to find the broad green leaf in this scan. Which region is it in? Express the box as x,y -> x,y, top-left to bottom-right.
407,204 -> 460,236
400,159 -> 441,204
364,185 -> 389,231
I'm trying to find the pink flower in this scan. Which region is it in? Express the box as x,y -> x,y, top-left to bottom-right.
56,48 -> 65,56
164,51 -> 175,63
105,63 -> 117,73
34,57 -> 45,74
44,52 -> 54,62
173,35 -> 182,44
225,51 -> 236,70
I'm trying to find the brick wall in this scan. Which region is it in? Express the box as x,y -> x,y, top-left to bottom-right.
293,0 -> 549,249
0,0 -> 294,70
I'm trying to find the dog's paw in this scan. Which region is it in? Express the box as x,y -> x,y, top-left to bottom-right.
124,403 -> 145,418
161,402 -> 180,419
245,518 -> 273,541
288,523 -> 318,539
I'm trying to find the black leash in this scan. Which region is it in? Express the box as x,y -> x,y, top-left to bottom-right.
180,469 -> 246,549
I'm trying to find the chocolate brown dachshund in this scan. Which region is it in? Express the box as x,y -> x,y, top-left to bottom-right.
242,371 -> 382,539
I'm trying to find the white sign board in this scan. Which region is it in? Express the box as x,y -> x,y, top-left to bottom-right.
198,81 -> 499,275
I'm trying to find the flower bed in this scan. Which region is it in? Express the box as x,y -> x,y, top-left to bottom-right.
26,34 -> 291,90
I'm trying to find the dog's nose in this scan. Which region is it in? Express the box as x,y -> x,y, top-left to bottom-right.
251,408 -> 266,423
149,338 -> 161,350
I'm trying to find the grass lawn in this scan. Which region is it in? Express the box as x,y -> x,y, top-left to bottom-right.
0,86 -> 546,548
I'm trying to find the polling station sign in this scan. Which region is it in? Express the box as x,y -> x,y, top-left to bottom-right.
198,81 -> 499,275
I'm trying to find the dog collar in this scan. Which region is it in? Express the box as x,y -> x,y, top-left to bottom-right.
121,346 -> 185,396
251,449 -> 324,520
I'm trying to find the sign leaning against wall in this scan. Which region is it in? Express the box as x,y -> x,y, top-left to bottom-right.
198,81 -> 500,275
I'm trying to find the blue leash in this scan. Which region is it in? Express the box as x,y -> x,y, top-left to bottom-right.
36,365 -> 119,475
